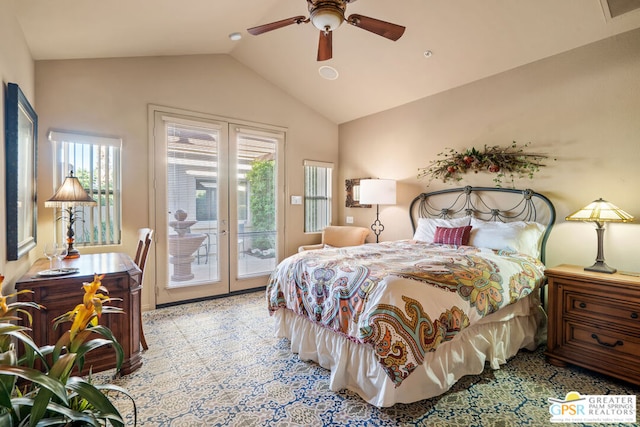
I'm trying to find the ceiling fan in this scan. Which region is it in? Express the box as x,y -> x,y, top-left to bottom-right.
247,0 -> 406,61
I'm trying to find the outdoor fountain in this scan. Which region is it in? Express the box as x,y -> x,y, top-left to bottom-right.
168,209 -> 207,281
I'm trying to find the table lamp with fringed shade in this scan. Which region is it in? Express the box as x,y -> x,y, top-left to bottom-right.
565,198 -> 634,274
359,179 -> 396,243
45,171 -> 97,259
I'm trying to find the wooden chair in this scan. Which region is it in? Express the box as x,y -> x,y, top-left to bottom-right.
134,228 -> 153,351
298,226 -> 370,252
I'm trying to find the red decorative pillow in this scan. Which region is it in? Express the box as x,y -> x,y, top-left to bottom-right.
433,226 -> 472,245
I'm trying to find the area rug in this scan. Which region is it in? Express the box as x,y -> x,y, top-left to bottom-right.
96,291 -> 639,426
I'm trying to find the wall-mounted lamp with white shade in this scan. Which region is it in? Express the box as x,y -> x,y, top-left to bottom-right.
359,179 -> 396,243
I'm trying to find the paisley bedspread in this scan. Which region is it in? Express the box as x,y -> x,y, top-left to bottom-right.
266,240 -> 545,387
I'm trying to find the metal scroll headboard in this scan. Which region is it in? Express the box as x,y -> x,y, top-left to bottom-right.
409,186 -> 556,263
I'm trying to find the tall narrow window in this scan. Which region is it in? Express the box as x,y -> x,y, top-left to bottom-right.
304,160 -> 333,232
49,130 -> 122,246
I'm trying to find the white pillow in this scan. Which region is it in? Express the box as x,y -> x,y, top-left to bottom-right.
413,216 -> 472,242
469,218 -> 546,258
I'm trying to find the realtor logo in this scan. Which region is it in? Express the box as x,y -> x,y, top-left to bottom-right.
549,391 -> 636,423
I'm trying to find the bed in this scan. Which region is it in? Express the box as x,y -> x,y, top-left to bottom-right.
266,186 -> 556,407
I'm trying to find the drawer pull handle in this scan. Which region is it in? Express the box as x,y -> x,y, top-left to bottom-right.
632,312 -> 638,319
591,333 -> 623,348
579,302 -> 587,309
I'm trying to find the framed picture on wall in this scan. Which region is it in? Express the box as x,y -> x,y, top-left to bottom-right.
345,178 -> 372,208
5,82 -> 38,260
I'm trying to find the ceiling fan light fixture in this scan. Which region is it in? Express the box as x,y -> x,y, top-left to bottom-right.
248,0 -> 404,61
310,6 -> 344,31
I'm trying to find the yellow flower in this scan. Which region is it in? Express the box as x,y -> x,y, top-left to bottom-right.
0,301 -> 7,318
82,273 -> 109,315
0,274 -> 39,322
56,274 -> 113,340
68,304 -> 97,339
0,275 -> 6,314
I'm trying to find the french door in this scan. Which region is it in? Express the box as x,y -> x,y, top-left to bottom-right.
151,107 -> 284,305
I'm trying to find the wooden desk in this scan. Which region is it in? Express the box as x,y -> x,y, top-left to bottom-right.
16,253 -> 143,375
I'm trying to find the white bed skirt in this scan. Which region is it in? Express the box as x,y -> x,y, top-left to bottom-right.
273,294 -> 546,407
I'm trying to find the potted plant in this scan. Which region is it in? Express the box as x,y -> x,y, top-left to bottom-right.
0,274 -> 136,426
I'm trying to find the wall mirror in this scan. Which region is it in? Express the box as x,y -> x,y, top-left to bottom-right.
345,178 -> 371,208
5,82 -> 38,260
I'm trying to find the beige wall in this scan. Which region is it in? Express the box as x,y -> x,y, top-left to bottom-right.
5,5 -> 639,307
34,54 -> 338,310
0,2 -> 36,292
339,28 -> 640,272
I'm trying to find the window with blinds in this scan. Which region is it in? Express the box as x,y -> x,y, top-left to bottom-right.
48,130 -> 122,246
304,160 -> 333,233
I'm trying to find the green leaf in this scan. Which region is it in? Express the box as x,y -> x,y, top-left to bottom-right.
31,387 -> 54,426
48,353 -> 77,386
11,397 -> 101,427
0,323 -> 32,345
68,329 -> 93,353
66,377 -> 125,427
74,338 -> 113,361
0,366 -> 70,426
0,374 -> 16,412
52,331 -> 71,364
4,331 -> 45,361
0,367 -> 68,404
0,349 -> 17,411
85,326 -> 124,372
18,344 -> 51,372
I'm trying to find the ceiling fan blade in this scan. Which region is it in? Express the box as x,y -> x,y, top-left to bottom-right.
346,14 -> 405,41
317,30 -> 332,61
247,15 -> 308,36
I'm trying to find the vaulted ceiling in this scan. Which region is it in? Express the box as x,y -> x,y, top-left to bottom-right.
13,0 -> 640,124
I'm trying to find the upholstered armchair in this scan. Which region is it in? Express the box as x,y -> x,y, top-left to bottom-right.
298,226 -> 370,252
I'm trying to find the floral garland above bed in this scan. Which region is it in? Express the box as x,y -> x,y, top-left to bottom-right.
418,141 -> 551,187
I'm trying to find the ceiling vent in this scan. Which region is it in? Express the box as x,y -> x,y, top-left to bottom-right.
604,0 -> 640,18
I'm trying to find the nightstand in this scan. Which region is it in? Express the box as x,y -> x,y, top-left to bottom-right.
545,264 -> 640,386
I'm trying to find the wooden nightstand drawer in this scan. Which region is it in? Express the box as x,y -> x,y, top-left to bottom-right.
565,291 -> 640,328
564,320 -> 640,360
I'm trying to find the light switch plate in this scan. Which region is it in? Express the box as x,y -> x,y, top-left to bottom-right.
291,195 -> 303,205
346,216 -> 354,224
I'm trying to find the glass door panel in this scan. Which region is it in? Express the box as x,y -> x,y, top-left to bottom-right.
155,113 -> 229,304
230,127 -> 284,291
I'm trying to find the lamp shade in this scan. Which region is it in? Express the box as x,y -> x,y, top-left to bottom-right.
45,172 -> 97,207
565,198 -> 634,223
359,179 -> 396,205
